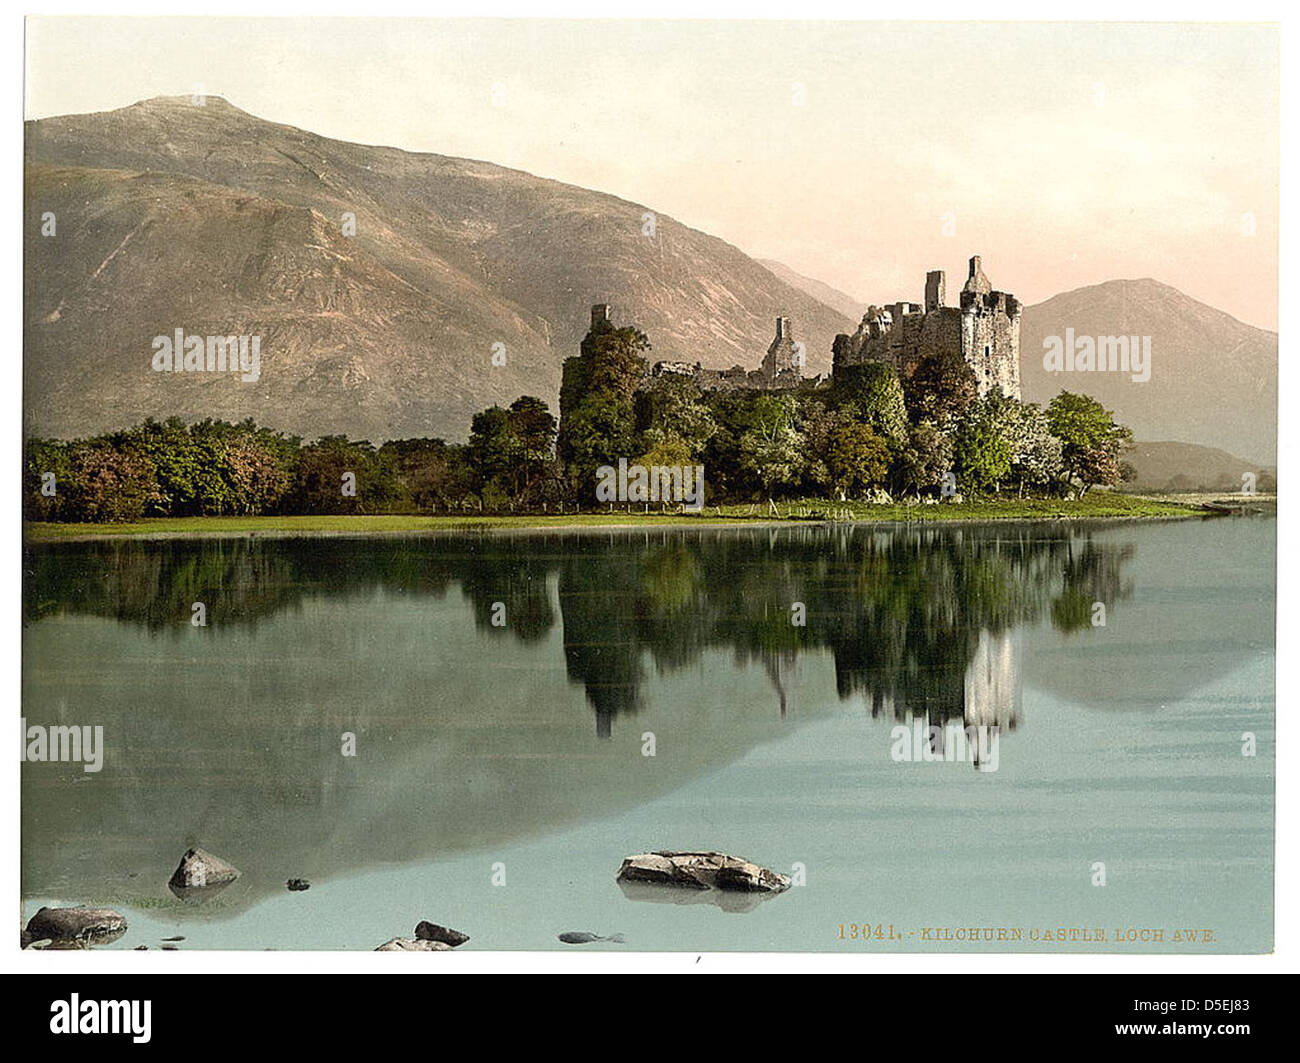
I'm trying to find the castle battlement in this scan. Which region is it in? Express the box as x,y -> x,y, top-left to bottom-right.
632,255 -> 1021,401
834,255 -> 1021,400
651,316 -> 812,392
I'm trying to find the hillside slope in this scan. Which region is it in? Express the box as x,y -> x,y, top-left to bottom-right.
25,96 -> 852,442
1020,279 -> 1276,463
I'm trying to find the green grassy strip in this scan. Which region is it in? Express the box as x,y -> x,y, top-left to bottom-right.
24,493 -> 1211,540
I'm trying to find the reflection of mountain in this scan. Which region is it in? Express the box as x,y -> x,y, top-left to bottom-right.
1020,516 -> 1274,710
24,519 -> 1266,917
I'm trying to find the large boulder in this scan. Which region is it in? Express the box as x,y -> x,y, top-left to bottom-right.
375,937 -> 453,951
616,851 -> 791,893
167,847 -> 241,901
414,921 -> 469,947
23,906 -> 127,948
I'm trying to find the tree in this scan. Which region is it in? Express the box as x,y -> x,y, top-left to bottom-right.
558,322 -> 651,492
24,437 -> 73,521
506,396 -> 558,498
953,397 -> 1013,496
833,362 -> 908,444
466,405 -> 515,501
379,438 -> 472,510
737,394 -> 804,501
790,398 -> 839,497
635,435 -> 695,473
62,442 -> 162,523
1046,392 -> 1133,494
902,351 -> 978,428
894,423 -> 953,498
224,435 -> 292,515
561,392 -> 641,501
636,373 -> 716,458
288,437 -> 398,514
826,423 -> 891,499
112,417 -> 217,516
999,399 -> 1065,493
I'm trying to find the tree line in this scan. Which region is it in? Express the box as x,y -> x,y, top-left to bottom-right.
24,314 -> 1134,522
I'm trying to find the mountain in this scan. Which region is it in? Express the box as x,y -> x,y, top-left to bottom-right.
1121,441 -> 1276,493
1020,279 -> 1276,464
757,259 -> 866,322
24,96 -> 853,443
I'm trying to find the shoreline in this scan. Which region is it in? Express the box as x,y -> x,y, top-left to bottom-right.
22,495 -> 1267,542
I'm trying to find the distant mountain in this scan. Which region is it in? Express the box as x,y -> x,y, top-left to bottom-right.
1122,441 -> 1276,493
1020,279 -> 1276,463
24,97 -> 853,443
757,259 -> 867,322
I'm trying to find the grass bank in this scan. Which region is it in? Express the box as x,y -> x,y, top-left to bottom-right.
24,493 -> 1216,541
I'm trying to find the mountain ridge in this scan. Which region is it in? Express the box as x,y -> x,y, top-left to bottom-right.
1020,278 -> 1276,463
25,95 -> 853,442
769,260 -> 1276,463
25,96 -> 1275,463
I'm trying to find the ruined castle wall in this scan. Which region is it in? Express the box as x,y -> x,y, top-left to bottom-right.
960,298 -> 1021,399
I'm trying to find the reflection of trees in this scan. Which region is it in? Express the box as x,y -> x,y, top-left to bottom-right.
25,526 -> 1135,734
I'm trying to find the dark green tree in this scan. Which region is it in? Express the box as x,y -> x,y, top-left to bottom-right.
1046,392 -> 1133,495
902,351 -> 978,428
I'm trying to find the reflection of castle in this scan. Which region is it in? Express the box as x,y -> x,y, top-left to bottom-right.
963,629 -> 1021,732
31,525 -> 1128,743
855,627 -> 1021,735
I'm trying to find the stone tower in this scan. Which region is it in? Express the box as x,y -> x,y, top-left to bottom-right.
833,255 -> 1021,400
962,256 -> 991,296
925,270 -> 946,313
761,317 -> 800,383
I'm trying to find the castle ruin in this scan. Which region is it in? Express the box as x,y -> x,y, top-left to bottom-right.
652,316 -> 810,391
624,254 -> 1020,399
833,256 -> 1021,400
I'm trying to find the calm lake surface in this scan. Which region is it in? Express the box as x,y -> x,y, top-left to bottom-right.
22,516 -> 1275,952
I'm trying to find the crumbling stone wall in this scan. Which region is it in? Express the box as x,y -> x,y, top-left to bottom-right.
653,316 -> 811,391
832,256 -> 1021,400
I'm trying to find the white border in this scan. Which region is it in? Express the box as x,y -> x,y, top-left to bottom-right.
6,1 -> 1291,976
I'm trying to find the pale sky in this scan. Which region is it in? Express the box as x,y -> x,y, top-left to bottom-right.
26,17 -> 1279,329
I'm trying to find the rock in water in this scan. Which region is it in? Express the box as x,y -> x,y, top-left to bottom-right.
616,851 -> 791,893
413,921 -> 469,947
375,937 -> 453,951
167,847 -> 240,900
558,932 -> 625,944
23,906 -> 127,948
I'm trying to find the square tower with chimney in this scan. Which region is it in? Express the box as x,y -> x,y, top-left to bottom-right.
833,255 -> 1021,400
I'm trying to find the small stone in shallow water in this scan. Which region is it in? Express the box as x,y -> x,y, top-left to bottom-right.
23,906 -> 127,948
375,937 -> 453,951
414,921 -> 469,947
167,847 -> 240,900
616,851 -> 790,893
558,932 -> 625,944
